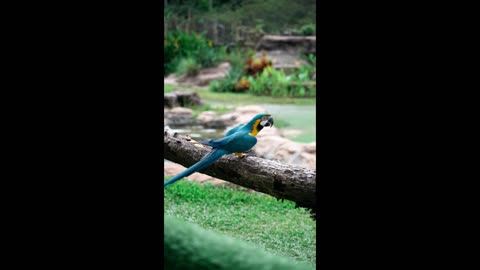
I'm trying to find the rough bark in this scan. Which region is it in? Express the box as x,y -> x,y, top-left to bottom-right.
164,128 -> 316,213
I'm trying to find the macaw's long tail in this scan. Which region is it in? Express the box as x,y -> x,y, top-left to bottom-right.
164,149 -> 229,188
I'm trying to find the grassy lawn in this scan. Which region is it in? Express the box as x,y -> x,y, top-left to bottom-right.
163,84 -> 316,106
164,84 -> 175,93
164,180 -> 316,268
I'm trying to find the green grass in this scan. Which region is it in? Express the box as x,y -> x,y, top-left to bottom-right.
191,104 -> 232,119
164,84 -> 316,106
199,90 -> 317,105
164,180 -> 316,267
164,84 -> 175,93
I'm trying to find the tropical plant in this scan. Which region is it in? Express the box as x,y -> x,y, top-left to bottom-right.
175,57 -> 201,77
164,30 -> 225,76
300,24 -> 316,36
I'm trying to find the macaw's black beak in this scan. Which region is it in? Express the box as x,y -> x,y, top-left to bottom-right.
259,115 -> 274,128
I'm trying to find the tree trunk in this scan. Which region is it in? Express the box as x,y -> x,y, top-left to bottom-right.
164,128 -> 316,213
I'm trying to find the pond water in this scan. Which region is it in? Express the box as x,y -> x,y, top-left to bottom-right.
167,103 -> 316,143
259,103 -> 316,143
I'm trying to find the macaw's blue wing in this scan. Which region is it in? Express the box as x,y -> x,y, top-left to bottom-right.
225,124 -> 244,136
203,132 -> 257,154
201,133 -> 240,149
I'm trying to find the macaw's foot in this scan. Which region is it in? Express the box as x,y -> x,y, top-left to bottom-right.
234,152 -> 245,158
235,152 -> 256,159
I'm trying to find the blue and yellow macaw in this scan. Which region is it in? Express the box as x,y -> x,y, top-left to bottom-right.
164,113 -> 274,187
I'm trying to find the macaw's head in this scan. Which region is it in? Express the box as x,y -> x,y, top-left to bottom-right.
247,113 -> 274,136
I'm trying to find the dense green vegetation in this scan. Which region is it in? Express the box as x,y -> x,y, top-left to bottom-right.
164,31 -> 226,76
164,180 -> 316,267
164,0 -> 316,35
246,65 -> 316,97
208,51 -> 316,97
164,0 -> 317,96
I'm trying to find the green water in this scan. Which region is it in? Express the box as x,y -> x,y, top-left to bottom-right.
259,104 -> 316,143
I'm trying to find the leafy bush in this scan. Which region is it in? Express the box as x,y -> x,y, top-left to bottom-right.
247,66 -> 316,97
300,24 -> 316,36
247,67 -> 290,96
209,79 -> 233,93
210,50 -> 315,97
164,31 -> 225,76
176,57 -> 201,77
209,69 -> 244,93
304,54 -> 316,66
209,48 -> 253,93
245,51 -> 272,77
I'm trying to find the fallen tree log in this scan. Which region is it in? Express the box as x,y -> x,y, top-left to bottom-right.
164,128 -> 316,213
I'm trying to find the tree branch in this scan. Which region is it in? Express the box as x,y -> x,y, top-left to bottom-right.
164,128 -> 316,212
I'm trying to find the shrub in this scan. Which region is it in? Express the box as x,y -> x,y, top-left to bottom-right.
209,48 -> 252,93
300,24 -> 316,36
245,51 -> 272,77
208,50 -> 315,97
247,65 -> 316,97
176,57 -> 201,77
164,31 -> 225,76
209,69 -> 242,93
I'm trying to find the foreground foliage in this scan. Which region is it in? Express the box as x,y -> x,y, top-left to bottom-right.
164,180 -> 316,267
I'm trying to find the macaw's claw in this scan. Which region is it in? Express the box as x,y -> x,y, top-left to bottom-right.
237,153 -> 256,159
235,152 -> 245,158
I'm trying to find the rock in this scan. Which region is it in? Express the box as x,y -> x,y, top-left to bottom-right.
256,35 -> 316,55
196,111 -> 236,128
234,105 -> 268,114
251,135 -> 316,170
197,106 -> 271,131
164,74 -> 178,85
257,50 -> 310,70
165,107 -> 193,126
196,111 -> 217,124
304,142 -> 316,154
164,90 -> 203,108
164,162 -> 185,177
279,129 -> 303,139
164,161 -> 235,187
253,136 -> 289,158
283,142 -> 301,154
219,112 -> 238,126
164,93 -> 177,108
173,90 -> 203,107
176,62 -> 231,86
299,152 -> 316,169
254,35 -> 315,70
